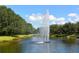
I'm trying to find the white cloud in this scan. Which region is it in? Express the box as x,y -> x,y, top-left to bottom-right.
26,13 -> 79,26
27,13 -> 67,25
28,14 -> 56,21
28,13 -> 42,21
25,12 -> 79,28
51,17 -> 66,24
56,17 -> 66,24
68,13 -> 77,17
29,16 -> 36,21
49,15 -> 56,20
67,13 -> 79,23
51,13 -> 79,24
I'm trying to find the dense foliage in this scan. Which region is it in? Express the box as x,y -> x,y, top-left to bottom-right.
50,22 -> 79,35
0,6 -> 34,35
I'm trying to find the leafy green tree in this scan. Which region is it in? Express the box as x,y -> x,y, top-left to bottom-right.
0,6 -> 35,36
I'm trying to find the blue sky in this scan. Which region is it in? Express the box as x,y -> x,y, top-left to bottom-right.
6,5 -> 79,28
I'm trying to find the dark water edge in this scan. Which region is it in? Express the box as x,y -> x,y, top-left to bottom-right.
0,37 -> 79,53
0,41 -> 22,53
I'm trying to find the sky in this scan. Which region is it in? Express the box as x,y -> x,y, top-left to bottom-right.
6,5 -> 79,28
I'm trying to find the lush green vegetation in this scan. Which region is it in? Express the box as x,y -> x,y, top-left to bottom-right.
0,34 -> 32,42
0,36 -> 15,41
50,22 -> 79,35
0,5 -> 79,44
63,35 -> 76,44
0,6 -> 35,36
50,22 -> 79,43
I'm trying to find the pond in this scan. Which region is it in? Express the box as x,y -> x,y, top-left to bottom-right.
0,37 -> 79,53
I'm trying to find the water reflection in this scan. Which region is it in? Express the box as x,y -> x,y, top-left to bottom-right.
21,39 -> 51,53
0,37 -> 79,53
21,38 -> 79,53
0,41 -> 22,53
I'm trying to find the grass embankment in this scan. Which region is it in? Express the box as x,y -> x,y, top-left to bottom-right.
0,35 -> 33,52
50,34 -> 66,39
50,34 -> 77,44
63,35 -> 76,44
0,34 -> 33,42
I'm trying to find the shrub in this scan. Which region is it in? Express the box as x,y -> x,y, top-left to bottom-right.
63,35 -> 76,44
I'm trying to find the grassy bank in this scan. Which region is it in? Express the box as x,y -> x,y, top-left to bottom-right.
0,34 -> 33,42
50,34 -> 77,44
0,35 -> 33,52
50,34 -> 66,39
50,34 -> 77,38
62,35 -> 76,44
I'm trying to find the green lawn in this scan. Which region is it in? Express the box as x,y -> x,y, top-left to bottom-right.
0,34 -> 33,42
0,36 -> 15,41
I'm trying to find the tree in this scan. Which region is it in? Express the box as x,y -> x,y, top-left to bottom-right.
0,6 -> 35,35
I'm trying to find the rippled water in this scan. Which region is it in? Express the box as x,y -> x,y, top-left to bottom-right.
21,37 -> 79,53
0,37 -> 79,53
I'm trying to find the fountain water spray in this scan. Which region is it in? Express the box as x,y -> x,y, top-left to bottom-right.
32,10 -> 50,43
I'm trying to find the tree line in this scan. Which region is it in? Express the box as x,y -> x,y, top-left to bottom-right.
50,22 -> 79,35
0,6 -> 35,36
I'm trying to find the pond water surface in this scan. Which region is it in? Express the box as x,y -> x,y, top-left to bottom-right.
0,37 -> 79,53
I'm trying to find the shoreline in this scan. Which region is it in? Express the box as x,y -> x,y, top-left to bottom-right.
0,34 -> 33,42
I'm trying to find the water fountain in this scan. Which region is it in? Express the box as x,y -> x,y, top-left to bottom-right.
32,10 -> 50,43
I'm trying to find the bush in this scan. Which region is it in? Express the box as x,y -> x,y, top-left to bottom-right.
63,35 -> 76,44
50,34 -> 66,38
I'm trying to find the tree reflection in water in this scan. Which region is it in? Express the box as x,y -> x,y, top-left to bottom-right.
0,41 -> 22,53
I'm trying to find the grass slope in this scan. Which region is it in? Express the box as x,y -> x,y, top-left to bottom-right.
0,34 -> 32,42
